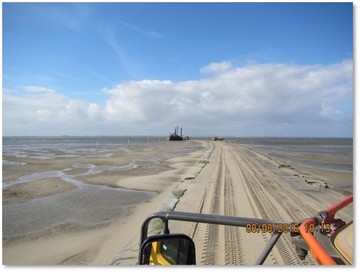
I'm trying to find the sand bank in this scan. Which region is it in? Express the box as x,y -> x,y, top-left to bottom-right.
2,140 -> 352,265
2,140 -> 210,264
3,177 -> 76,205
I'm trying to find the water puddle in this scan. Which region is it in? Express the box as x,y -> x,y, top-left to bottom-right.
3,186 -> 156,238
2,160 -> 159,238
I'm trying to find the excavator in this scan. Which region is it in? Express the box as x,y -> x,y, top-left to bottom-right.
138,195 -> 353,265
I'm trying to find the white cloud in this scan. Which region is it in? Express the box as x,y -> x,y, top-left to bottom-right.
2,60 -> 353,136
201,61 -> 232,74
22,86 -> 56,93
35,109 -> 52,121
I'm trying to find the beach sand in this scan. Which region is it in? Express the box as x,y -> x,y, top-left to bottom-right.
2,140 -> 353,265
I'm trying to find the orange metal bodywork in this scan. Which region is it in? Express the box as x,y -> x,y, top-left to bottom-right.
299,195 -> 353,265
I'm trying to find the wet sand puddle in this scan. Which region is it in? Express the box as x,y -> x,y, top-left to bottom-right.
2,139 -> 206,239
3,160 -> 157,239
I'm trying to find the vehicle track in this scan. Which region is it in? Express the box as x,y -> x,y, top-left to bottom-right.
197,142 -> 328,265
201,148 -> 246,265
228,144 -> 317,265
223,163 -> 245,265
201,150 -> 223,264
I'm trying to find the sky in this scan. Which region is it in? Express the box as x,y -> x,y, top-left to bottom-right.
2,1 -> 354,137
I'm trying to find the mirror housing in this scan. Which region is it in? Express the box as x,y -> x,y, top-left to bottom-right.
139,233 -> 196,265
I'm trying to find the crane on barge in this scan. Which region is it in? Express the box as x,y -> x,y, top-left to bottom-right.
168,126 -> 189,141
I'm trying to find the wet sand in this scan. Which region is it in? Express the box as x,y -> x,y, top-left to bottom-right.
2,140 -> 209,264
2,140 -> 353,265
3,177 -> 76,205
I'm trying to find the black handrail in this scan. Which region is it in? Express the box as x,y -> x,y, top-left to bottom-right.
140,211 -> 287,265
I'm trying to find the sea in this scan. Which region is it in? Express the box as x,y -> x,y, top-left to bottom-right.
228,137 -> 353,174
2,136 -> 206,167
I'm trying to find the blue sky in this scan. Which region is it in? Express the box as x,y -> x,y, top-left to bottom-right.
2,2 -> 354,137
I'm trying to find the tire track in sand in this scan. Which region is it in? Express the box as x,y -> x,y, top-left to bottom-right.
227,144 -> 317,265
198,142 -> 324,265
223,162 -> 245,265
200,149 -> 223,264
201,148 -> 246,264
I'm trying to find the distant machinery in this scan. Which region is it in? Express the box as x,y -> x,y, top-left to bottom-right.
168,126 -> 189,141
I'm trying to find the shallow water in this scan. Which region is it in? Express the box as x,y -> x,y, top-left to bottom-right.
3,186 -> 156,238
2,159 -> 156,238
230,137 -> 353,174
258,146 -> 353,173
2,137 -> 204,238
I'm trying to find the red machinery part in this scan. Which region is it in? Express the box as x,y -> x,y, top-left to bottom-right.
300,195 -> 353,265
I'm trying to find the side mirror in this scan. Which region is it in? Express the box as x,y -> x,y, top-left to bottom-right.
139,233 -> 196,265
